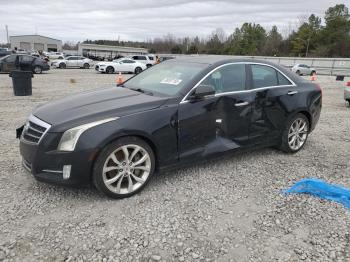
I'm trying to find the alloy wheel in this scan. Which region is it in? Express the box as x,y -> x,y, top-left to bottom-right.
102,144 -> 151,194
34,66 -> 42,74
288,118 -> 308,151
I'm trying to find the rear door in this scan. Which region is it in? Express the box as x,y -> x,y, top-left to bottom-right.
19,55 -> 35,71
248,63 -> 299,145
178,63 -> 253,161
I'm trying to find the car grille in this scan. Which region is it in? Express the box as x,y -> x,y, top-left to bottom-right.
22,115 -> 51,144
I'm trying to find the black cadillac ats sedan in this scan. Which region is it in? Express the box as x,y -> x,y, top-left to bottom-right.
19,56 -> 322,198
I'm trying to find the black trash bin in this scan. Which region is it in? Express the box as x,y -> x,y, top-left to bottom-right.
9,70 -> 33,96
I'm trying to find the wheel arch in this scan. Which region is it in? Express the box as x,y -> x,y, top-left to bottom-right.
89,132 -> 159,181
295,110 -> 312,131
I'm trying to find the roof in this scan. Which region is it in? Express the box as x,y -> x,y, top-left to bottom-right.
171,55 -> 274,65
10,34 -> 62,42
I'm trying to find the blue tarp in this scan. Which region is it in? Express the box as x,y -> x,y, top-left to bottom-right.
284,178 -> 350,210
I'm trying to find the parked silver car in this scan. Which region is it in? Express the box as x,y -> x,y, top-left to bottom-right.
345,84 -> 350,106
292,64 -> 316,76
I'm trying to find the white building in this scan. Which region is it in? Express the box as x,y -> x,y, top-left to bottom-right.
78,43 -> 148,59
10,35 -> 62,52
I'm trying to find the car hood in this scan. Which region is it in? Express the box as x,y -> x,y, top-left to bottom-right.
33,87 -> 168,132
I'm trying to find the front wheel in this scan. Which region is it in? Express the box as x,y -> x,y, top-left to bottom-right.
93,137 -> 155,199
279,114 -> 309,153
296,70 -> 301,76
134,67 -> 142,74
33,66 -> 42,74
106,66 -> 114,74
59,63 -> 66,69
83,63 -> 90,69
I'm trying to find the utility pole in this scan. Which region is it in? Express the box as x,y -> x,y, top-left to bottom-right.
5,25 -> 9,44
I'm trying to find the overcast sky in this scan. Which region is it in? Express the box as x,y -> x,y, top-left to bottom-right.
0,0 -> 345,43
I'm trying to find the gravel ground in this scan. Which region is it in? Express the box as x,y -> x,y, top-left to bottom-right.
0,69 -> 349,262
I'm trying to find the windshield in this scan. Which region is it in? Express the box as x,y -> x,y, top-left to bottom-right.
124,61 -> 207,96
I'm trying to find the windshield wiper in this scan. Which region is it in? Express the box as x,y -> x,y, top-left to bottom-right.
129,87 -> 153,96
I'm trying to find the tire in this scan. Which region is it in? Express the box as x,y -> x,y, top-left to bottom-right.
310,71 -> 316,76
59,63 -> 66,69
146,64 -> 152,68
33,65 -> 42,74
296,70 -> 301,76
347,100 -> 350,106
93,136 -> 155,199
106,66 -> 114,74
279,113 -> 310,153
83,63 -> 90,69
134,67 -> 142,74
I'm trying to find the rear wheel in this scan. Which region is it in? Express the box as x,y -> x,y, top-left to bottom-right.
83,63 -> 90,69
59,63 -> 66,69
279,113 -> 309,153
93,136 -> 155,199
106,66 -> 114,74
310,70 -> 316,76
33,65 -> 42,74
134,67 -> 142,74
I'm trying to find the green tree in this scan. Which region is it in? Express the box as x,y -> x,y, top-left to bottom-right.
227,23 -> 266,55
319,4 -> 350,56
263,26 -> 283,56
171,45 -> 182,54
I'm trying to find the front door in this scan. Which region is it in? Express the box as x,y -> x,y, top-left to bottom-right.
3,55 -> 17,72
178,63 -> 252,162
66,57 -> 78,67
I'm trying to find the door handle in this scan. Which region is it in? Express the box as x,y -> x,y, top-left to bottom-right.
234,101 -> 249,107
287,91 -> 298,95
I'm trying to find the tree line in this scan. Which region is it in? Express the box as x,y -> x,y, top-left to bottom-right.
77,4 -> 350,57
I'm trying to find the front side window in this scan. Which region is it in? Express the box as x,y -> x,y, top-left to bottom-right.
5,55 -> 16,63
201,64 -> 246,94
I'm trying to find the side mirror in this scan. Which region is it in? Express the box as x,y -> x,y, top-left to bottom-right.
189,84 -> 215,101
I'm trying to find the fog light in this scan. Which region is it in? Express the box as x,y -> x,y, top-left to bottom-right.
63,165 -> 71,180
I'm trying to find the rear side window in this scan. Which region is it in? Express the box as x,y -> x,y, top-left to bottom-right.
251,64 -> 278,88
20,56 -> 34,63
277,72 -> 292,85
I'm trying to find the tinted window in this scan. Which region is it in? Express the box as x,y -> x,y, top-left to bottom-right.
201,64 -> 246,94
251,64 -> 278,88
122,60 -> 135,63
136,56 -> 146,60
148,56 -> 154,60
5,55 -> 16,63
20,56 -> 34,63
67,57 -> 77,60
277,72 -> 292,85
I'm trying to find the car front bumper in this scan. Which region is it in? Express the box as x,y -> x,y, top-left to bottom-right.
345,87 -> 350,101
19,132 -> 94,186
95,65 -> 107,72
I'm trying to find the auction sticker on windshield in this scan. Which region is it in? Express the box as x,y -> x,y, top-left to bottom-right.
160,78 -> 182,85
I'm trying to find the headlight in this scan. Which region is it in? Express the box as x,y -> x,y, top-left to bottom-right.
57,117 -> 118,151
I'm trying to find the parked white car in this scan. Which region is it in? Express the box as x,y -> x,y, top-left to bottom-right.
51,56 -> 93,69
47,52 -> 64,60
131,55 -> 156,68
95,58 -> 147,74
292,64 -> 316,76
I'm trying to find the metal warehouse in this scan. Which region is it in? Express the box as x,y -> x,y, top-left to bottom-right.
10,35 -> 62,52
78,43 -> 148,59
